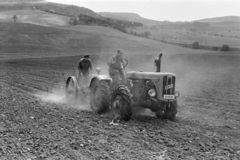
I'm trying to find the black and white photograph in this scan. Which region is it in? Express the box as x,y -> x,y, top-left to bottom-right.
0,0 -> 240,159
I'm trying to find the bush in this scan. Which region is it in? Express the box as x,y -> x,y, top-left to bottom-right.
221,44 -> 230,51
192,42 -> 200,49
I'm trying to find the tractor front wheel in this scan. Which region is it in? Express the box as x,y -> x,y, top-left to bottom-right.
110,85 -> 132,121
156,101 -> 177,121
90,81 -> 110,114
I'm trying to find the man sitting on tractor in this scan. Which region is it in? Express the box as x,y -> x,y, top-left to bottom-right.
78,55 -> 93,86
108,49 -> 126,88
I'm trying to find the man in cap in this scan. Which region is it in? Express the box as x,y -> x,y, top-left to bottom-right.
78,55 -> 93,84
107,49 -> 126,87
154,53 -> 162,72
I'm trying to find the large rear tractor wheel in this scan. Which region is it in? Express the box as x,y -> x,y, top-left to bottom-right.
110,85 -> 132,121
90,81 -> 110,114
156,101 -> 178,121
65,76 -> 79,105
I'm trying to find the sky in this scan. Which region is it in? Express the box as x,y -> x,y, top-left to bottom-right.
47,0 -> 240,22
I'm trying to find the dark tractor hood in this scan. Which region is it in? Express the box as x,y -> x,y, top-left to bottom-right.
126,71 -> 176,80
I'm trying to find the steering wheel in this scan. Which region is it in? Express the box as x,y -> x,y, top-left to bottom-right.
123,58 -> 128,68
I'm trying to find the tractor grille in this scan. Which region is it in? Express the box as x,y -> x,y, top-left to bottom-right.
162,76 -> 175,96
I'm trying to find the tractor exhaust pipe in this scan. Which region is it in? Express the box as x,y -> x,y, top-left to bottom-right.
156,53 -> 163,72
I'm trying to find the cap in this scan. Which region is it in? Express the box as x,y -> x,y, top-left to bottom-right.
117,49 -> 123,54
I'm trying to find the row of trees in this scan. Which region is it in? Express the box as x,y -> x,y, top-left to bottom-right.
192,41 -> 230,51
69,14 -> 143,33
68,14 -> 151,39
129,30 -> 151,38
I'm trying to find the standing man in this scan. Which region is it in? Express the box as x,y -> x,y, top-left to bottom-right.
78,55 -> 93,84
154,53 -> 162,72
108,49 -> 126,86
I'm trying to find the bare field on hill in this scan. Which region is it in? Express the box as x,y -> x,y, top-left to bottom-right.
0,10 -> 69,26
132,23 -> 240,48
1,52 -> 240,159
0,22 -> 208,60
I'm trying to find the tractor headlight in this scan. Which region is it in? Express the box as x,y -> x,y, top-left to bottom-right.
148,89 -> 156,97
175,91 -> 180,98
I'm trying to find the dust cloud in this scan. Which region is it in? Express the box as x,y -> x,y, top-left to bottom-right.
34,87 -> 92,111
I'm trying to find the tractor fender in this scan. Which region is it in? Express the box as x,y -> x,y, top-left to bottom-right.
90,75 -> 112,88
66,76 -> 79,88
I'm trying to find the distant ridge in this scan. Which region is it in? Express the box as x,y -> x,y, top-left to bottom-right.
98,12 -> 144,21
98,12 -> 165,25
196,16 -> 240,23
99,12 -> 240,25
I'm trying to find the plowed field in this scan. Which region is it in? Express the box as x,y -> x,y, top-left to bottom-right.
1,53 -> 240,160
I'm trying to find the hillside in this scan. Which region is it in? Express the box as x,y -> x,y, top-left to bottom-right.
0,22 -> 210,60
196,16 -> 240,23
97,13 -> 240,49
0,0 -> 45,3
1,0 -> 239,52
0,0 -> 102,19
0,1 -> 143,31
132,22 -> 240,49
0,10 -> 70,26
98,13 -> 240,25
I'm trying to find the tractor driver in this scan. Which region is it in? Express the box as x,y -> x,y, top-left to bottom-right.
108,49 -> 126,86
78,55 -> 93,80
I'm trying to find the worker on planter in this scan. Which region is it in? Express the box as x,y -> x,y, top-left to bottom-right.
78,55 -> 93,88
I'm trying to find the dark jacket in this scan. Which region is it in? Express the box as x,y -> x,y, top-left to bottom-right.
78,58 -> 93,76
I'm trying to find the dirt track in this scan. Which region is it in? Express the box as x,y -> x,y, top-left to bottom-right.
1,54 -> 240,160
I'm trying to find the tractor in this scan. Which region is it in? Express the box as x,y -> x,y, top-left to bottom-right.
65,53 -> 180,121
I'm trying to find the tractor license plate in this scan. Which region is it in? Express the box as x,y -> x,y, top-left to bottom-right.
164,95 -> 175,100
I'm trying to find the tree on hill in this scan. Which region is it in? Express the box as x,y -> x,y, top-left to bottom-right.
69,16 -> 78,25
221,44 -> 230,51
142,31 -> 151,38
192,42 -> 200,49
12,15 -> 17,22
